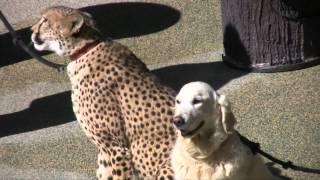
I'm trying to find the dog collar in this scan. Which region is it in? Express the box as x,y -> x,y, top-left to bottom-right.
69,41 -> 100,61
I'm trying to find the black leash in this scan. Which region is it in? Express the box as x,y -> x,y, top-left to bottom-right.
238,132 -> 320,174
0,11 -> 66,72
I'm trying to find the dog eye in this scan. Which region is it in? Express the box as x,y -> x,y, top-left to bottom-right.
192,98 -> 202,105
176,99 -> 180,105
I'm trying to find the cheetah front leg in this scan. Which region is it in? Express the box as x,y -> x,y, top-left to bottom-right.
97,151 -> 112,180
155,162 -> 175,180
96,145 -> 139,180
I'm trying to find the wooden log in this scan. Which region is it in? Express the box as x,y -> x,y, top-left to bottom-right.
221,0 -> 320,72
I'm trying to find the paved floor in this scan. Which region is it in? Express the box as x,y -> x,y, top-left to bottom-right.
0,0 -> 319,179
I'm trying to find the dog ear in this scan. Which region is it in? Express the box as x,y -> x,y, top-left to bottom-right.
60,13 -> 84,37
217,94 -> 236,134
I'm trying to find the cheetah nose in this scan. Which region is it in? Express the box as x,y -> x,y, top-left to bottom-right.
173,116 -> 185,128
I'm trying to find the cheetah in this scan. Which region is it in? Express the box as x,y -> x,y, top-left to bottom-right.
31,6 -> 177,179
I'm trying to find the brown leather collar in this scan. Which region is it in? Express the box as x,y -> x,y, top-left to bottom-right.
69,41 -> 100,61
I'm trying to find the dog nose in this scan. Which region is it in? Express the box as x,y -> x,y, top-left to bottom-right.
173,116 -> 185,127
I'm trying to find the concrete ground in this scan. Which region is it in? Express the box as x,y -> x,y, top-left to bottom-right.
0,0 -> 319,179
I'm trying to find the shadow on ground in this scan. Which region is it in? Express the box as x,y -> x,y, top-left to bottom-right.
153,61 -> 247,91
0,2 -> 180,67
81,2 -> 180,39
0,61 -> 247,137
0,91 -> 75,137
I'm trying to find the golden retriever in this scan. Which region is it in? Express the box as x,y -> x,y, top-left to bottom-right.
171,81 -> 278,180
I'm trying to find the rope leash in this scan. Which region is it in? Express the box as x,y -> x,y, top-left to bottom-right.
0,11 -> 66,72
238,132 -> 320,174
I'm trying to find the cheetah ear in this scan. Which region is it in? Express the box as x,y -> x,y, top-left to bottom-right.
81,12 -> 92,18
61,13 -> 84,37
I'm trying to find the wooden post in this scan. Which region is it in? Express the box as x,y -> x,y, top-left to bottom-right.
221,0 -> 320,72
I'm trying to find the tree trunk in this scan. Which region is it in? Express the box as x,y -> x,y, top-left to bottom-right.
221,0 -> 320,72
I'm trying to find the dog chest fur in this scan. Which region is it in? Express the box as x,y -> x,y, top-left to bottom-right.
171,134 -> 253,180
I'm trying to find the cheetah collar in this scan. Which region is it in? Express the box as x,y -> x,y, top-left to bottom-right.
69,41 -> 100,61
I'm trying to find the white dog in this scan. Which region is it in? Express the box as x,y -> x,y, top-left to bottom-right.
171,82 -> 277,180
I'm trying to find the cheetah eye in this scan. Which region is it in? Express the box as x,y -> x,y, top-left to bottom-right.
175,99 -> 180,105
42,17 -> 48,23
192,98 -> 202,105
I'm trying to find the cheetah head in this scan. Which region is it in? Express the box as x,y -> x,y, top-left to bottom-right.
31,6 -> 100,57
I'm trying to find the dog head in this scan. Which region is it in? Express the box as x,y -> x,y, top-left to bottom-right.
173,81 -> 236,139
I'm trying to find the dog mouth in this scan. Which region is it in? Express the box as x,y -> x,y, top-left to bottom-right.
180,121 -> 205,137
